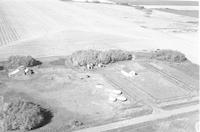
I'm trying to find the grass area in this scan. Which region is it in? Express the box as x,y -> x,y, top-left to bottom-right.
133,49 -> 187,63
110,0 -> 198,18
157,8 -> 198,18
169,62 -> 199,79
110,0 -> 198,6
50,58 -> 66,66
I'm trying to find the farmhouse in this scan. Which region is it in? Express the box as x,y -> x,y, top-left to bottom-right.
8,66 -> 34,77
121,67 -> 138,77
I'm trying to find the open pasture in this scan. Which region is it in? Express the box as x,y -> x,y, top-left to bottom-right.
130,69 -> 189,101
143,62 -> 199,92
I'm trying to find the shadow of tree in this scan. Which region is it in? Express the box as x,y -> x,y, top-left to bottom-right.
32,107 -> 54,130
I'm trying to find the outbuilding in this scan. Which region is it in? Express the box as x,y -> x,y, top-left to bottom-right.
121,67 -> 138,77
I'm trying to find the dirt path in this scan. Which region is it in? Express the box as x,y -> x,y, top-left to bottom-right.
75,104 -> 199,132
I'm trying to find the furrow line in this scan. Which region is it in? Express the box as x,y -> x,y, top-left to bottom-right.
142,63 -> 193,91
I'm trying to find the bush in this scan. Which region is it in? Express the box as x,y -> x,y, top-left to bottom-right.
97,51 -> 111,64
0,66 -> 3,70
70,50 -> 100,66
106,49 -> 132,63
6,56 -> 42,69
151,50 -> 187,62
50,58 -> 66,66
3,99 -> 52,131
69,49 -> 132,66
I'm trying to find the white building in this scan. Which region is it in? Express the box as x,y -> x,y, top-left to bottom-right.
121,67 -> 137,77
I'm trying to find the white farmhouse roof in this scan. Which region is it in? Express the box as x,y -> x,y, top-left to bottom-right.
121,67 -> 137,77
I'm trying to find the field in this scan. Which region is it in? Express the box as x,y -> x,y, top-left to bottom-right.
0,0 -> 198,64
0,0 -> 199,131
110,0 -> 199,18
110,0 -> 198,6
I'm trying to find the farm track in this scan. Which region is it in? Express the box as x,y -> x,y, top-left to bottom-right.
141,63 -> 194,92
0,9 -> 20,45
75,104 -> 199,132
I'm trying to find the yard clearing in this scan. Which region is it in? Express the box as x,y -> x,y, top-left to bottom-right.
0,59 -> 153,132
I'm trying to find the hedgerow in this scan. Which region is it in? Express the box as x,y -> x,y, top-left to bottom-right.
5,56 -> 42,69
69,49 -> 132,66
151,50 -> 187,62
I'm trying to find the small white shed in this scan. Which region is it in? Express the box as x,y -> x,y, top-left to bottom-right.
121,67 -> 137,77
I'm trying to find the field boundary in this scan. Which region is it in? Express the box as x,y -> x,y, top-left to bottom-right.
74,104 -> 199,132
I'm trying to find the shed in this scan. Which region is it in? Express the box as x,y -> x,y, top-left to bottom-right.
121,67 -> 137,77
